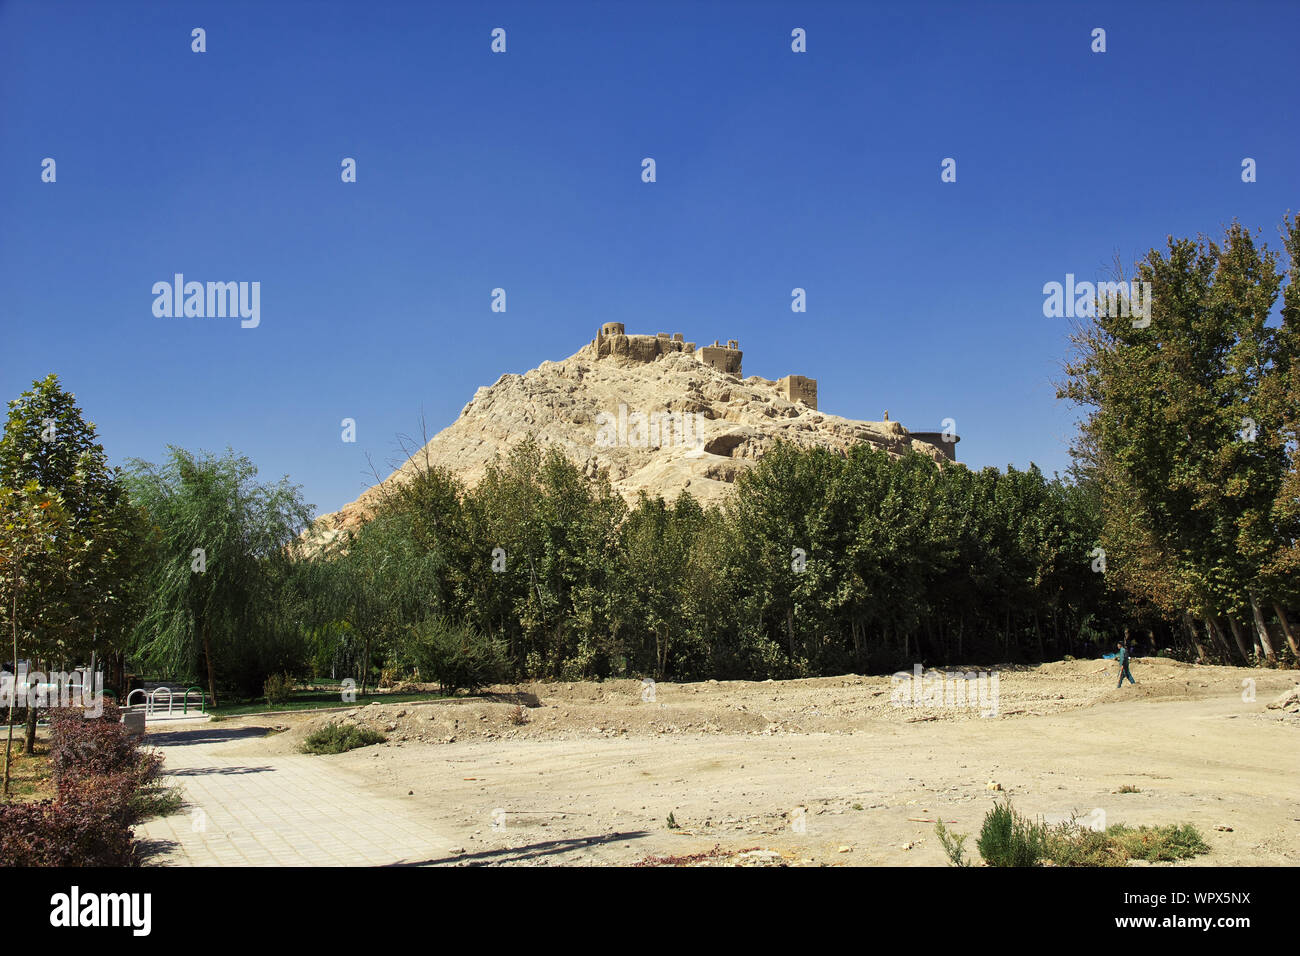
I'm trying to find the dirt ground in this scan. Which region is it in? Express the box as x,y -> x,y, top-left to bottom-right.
211,657 -> 1300,866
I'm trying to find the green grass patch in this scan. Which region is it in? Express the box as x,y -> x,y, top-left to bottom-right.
208,689 -> 450,718
1042,823 -> 1119,866
1041,821 -> 1210,866
1104,823 -> 1209,862
131,783 -> 186,821
300,724 -> 387,755
2,740 -> 54,802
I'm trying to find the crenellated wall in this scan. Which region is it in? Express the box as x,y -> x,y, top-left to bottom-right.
591,327 -> 820,403
593,325 -> 697,362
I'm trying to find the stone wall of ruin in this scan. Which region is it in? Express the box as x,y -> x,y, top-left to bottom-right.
593,324 -> 698,362
591,328 -> 819,397
909,432 -> 959,462
778,374 -> 818,410
698,343 -> 743,377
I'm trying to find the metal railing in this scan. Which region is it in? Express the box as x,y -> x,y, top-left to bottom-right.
124,686 -> 206,717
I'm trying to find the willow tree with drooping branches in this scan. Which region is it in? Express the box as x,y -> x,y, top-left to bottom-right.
124,447 -> 313,705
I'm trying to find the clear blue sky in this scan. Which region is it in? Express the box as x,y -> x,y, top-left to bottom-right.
2,0 -> 1296,518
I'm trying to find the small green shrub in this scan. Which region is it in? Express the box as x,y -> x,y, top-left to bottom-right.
132,783 -> 186,821
263,672 -> 294,705
934,820 -> 971,867
977,799 -> 1047,867
301,723 -> 386,755
1043,822 -> 1120,866
406,618 -> 508,694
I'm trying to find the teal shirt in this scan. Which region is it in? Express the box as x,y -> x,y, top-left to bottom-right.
1118,647 -> 1130,666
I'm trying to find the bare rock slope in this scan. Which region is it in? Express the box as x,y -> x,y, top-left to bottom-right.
313,328 -> 949,541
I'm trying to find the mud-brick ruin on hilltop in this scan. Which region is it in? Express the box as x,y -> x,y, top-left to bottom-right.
586,322 -> 958,461
589,321 -> 821,411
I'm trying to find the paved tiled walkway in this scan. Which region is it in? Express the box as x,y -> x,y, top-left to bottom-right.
136,725 -> 456,866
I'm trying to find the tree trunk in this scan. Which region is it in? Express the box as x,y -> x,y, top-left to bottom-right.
202,622 -> 218,708
1248,596 -> 1277,663
1224,617 -> 1253,663
24,666 -> 38,754
1272,602 -> 1300,657
3,582 -> 19,798
1182,612 -> 1207,662
1205,617 -> 1232,660
361,635 -> 371,696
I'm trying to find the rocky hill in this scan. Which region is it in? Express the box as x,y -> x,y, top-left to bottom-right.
311,325 -> 954,543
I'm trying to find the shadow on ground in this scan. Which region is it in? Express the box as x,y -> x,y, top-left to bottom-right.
146,725 -> 276,747
479,690 -> 543,708
166,764 -> 274,777
136,837 -> 180,864
392,830 -> 651,866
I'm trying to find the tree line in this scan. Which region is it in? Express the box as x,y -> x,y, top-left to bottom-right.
307,436 -> 1130,686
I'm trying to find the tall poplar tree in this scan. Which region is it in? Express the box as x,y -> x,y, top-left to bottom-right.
0,375 -> 133,749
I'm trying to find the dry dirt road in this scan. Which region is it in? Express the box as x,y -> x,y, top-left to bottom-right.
152,658 -> 1300,866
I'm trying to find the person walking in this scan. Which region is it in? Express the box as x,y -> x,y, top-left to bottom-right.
1116,640 -> 1136,688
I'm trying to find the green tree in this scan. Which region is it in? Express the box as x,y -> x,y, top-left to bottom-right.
462,439 -> 624,678
1060,219 -> 1300,663
125,447 -> 313,704
0,483 -> 69,796
311,507 -> 447,693
1259,214 -> 1300,656
0,375 -> 135,750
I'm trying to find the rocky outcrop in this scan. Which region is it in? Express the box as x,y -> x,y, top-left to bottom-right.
310,333 -> 947,544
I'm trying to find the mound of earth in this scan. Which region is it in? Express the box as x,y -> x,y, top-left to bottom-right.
227,657 -> 1299,757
